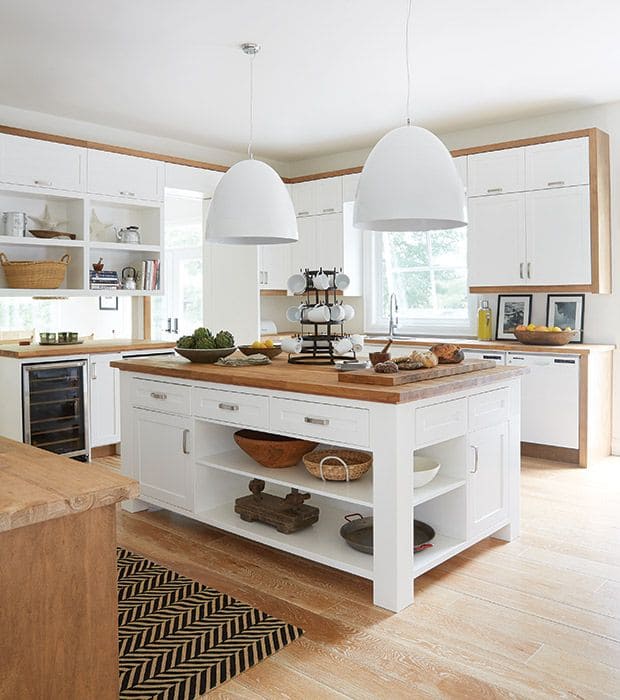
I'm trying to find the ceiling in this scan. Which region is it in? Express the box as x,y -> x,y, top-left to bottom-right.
2,1 -> 620,161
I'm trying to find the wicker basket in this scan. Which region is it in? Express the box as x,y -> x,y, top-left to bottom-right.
0,252 -> 71,289
303,449 -> 372,482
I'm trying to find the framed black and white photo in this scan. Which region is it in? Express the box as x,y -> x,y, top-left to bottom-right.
496,294 -> 533,340
99,296 -> 118,311
546,294 -> 584,343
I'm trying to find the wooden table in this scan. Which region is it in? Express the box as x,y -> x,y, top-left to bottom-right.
0,438 -> 138,699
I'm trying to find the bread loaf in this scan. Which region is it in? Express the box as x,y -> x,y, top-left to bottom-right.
409,350 -> 439,368
429,343 -> 464,364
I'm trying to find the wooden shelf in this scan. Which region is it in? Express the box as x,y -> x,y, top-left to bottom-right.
413,476 -> 466,507
413,534 -> 466,578
195,500 -> 374,579
197,449 -> 373,507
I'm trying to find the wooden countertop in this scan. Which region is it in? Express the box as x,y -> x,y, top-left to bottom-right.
111,354 -> 527,405
0,437 -> 139,532
364,336 -> 615,356
0,339 -> 175,359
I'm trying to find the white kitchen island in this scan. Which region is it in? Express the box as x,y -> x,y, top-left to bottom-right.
112,355 -> 526,612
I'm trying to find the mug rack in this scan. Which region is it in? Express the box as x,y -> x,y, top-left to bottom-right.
288,268 -> 357,365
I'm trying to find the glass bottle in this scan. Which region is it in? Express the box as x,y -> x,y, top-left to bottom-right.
477,299 -> 492,341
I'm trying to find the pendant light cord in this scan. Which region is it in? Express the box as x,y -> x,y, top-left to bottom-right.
248,50 -> 255,159
405,0 -> 413,125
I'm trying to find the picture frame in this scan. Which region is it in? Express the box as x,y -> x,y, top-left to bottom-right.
496,294 -> 533,340
546,294 -> 584,343
99,296 -> 118,311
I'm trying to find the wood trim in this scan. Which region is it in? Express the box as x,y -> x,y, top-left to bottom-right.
583,350 -> 613,466
142,297 -> 152,340
520,442 -> 579,464
578,354 -> 589,467
285,167 -> 362,184
450,128 -> 597,157
91,444 -> 119,459
469,284 -> 601,294
259,289 -> 288,296
589,129 -> 611,293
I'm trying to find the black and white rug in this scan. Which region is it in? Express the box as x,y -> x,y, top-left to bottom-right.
117,548 -> 303,699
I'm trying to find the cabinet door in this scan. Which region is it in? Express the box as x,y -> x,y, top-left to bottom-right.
289,216 -> 317,274
468,193 -> 526,287
467,422 -> 509,539
88,149 -> 164,201
525,137 -> 589,191
468,147 -> 525,196
0,134 -> 86,192
290,181 -> 315,217
315,177 -> 343,214
259,243 -> 290,289
525,186 -> 591,285
90,353 -> 122,447
315,212 -> 343,271
164,162 -> 222,197
133,408 -> 193,510
453,156 -> 468,194
342,173 -> 360,202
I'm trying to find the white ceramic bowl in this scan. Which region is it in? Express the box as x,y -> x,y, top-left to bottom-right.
413,456 -> 441,488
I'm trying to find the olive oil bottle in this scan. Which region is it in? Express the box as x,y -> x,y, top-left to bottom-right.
477,299 -> 492,341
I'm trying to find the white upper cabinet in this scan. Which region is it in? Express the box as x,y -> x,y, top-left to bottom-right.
164,162 -> 222,197
525,186 -> 591,285
290,181 -> 315,217
315,212 -> 344,271
342,173 -> 360,202
289,216 -> 317,272
258,243 -> 291,290
290,177 -> 343,216
87,150 -> 164,201
525,137 -> 589,191
468,193 -> 526,287
453,155 -> 468,193
467,147 -> 525,197
0,134 -> 87,192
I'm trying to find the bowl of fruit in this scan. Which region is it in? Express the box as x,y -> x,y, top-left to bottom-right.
175,327 -> 236,362
514,324 -> 577,346
238,339 -> 282,359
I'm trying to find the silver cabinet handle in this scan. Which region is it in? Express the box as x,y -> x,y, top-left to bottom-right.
218,402 -> 239,411
304,416 -> 329,426
519,262 -> 524,279
150,391 -> 167,400
119,190 -> 136,197
487,187 -> 503,193
470,445 -> 479,474
297,210 -> 310,216
322,208 -> 335,213
547,180 -> 565,186
90,362 -> 97,380
34,179 -> 52,186
527,262 -> 532,279
265,270 -> 269,284
182,429 -> 190,455
172,317 -> 179,334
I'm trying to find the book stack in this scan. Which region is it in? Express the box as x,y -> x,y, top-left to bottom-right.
89,270 -> 120,290
138,259 -> 160,291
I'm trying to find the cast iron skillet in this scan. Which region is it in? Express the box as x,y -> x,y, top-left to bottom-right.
340,514 -> 435,554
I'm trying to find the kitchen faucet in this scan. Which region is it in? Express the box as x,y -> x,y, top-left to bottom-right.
388,293 -> 399,338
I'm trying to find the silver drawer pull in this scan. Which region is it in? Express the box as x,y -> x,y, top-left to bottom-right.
487,187 -> 503,193
322,208 -> 335,213
547,180 -> 565,186
34,179 -> 52,186
150,391 -> 167,400
304,416 -> 329,426
218,402 -> 239,411
119,190 -> 136,197
182,428 -> 190,455
297,210 -> 309,216
470,445 -> 479,474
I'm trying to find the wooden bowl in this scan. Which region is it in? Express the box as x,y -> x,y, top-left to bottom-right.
175,346 -> 236,363
234,429 -> 318,468
29,229 -> 76,240
369,351 -> 391,366
514,329 -> 576,346
238,344 -> 283,359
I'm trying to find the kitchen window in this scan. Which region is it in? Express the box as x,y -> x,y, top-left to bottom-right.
364,228 -> 474,336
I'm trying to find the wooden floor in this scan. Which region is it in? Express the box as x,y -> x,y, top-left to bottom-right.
104,455 -> 620,699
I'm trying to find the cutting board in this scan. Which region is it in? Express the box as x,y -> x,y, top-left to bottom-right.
337,359 -> 497,386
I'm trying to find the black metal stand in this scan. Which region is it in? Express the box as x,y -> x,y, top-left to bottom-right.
287,268 -> 357,365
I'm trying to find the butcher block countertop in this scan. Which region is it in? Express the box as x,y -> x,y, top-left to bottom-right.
364,336 -> 615,355
0,338 -> 175,359
111,354 -> 527,405
0,437 -> 138,532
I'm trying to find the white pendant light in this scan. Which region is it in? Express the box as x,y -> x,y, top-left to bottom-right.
206,43 -> 297,245
353,1 -> 467,232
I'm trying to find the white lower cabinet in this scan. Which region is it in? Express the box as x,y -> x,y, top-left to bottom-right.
258,243 -> 290,290
467,421 -> 509,539
89,353 -> 122,447
133,408 -> 193,510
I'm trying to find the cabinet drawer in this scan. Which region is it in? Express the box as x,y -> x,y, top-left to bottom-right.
87,149 -> 164,201
468,388 -> 510,431
415,398 -> 467,447
131,378 -> 191,415
193,387 -> 269,429
468,147 -> 525,196
270,397 -> 369,448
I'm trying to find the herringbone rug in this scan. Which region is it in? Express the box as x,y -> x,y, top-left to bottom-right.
117,548 -> 303,699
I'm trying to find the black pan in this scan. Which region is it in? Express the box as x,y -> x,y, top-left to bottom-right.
340,514 -> 435,554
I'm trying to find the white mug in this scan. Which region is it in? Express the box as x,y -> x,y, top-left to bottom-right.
333,337 -> 353,355
313,272 -> 330,290
330,304 -> 346,322
335,272 -> 350,291
304,304 -> 330,323
287,273 -> 306,295
281,337 -> 302,354
342,304 -> 355,321
350,334 -> 364,353
286,305 -> 302,323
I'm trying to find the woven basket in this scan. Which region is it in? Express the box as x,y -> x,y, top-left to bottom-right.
303,449 -> 372,482
0,252 -> 71,289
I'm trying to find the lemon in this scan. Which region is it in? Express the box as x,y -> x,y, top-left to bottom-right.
264,338 -> 274,348
552,326 -> 562,332
526,324 -> 536,331
251,340 -> 263,349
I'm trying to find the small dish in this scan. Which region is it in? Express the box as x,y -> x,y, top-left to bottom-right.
238,344 -> 282,359
413,456 -> 441,488
175,347 -> 236,363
